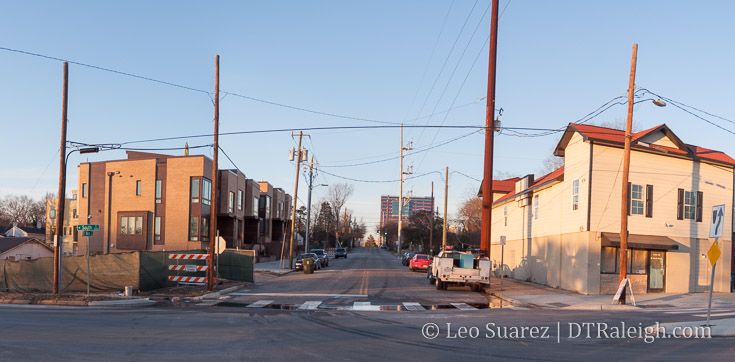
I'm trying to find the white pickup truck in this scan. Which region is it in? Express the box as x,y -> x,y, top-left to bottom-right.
428,251 -> 491,292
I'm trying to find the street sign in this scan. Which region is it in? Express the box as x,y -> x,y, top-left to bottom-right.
500,235 -> 506,246
77,224 -> 100,231
709,204 -> 725,238
707,240 -> 721,268
83,231 -> 93,237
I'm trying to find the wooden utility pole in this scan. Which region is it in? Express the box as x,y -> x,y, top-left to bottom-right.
429,182 -> 434,255
289,131 -> 304,269
398,124 -> 404,254
619,44 -> 638,304
480,0 -> 500,261
53,62 -> 69,295
443,167 -> 448,249
208,54 -> 220,291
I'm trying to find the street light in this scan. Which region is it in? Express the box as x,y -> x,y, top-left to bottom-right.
55,146 -> 99,294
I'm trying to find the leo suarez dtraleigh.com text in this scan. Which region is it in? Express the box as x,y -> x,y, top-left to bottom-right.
420,322 -> 711,343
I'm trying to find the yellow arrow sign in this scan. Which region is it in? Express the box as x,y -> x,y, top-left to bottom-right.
707,241 -> 721,268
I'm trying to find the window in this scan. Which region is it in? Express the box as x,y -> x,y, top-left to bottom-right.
120,216 -> 142,235
600,247 -> 647,274
253,197 -> 259,217
136,180 -> 142,196
201,217 -> 209,241
82,183 -> 88,198
503,206 -> 508,226
572,179 -> 580,211
684,191 -> 696,220
229,191 -> 235,213
238,190 -> 243,211
154,217 -> 161,241
630,184 -> 644,215
202,178 -> 212,205
190,217 -> 199,241
155,180 -> 162,203
72,192 -> 77,200
72,209 -> 78,219
533,195 -> 539,220
191,179 -> 200,202
135,217 -> 142,234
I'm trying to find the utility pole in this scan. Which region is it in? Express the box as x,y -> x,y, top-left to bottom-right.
429,182 -> 434,256
304,156 -> 316,254
480,0 -> 500,263
619,44 -> 638,305
398,124 -> 412,254
443,167 -> 448,249
53,62 -> 69,295
208,54 -> 219,291
289,131 -> 305,269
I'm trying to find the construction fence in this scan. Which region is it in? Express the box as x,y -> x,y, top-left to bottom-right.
0,249 -> 254,293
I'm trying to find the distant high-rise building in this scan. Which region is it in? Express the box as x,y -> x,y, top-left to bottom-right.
380,195 -> 434,226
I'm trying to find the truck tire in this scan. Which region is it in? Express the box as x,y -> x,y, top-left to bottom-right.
429,276 -> 435,285
436,279 -> 443,290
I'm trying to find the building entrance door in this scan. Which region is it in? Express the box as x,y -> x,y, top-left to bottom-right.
648,251 -> 665,292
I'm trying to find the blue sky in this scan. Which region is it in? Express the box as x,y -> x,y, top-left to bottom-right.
2,0 -> 734,237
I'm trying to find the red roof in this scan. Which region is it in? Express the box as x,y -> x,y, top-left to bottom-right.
492,166 -> 564,206
561,123 -> 735,166
492,177 -> 519,193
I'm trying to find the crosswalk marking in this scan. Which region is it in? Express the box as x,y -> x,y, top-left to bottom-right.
247,300 -> 274,308
353,302 -> 381,311
664,309 -> 730,314
451,303 -> 477,310
299,301 -> 322,310
403,302 -> 425,311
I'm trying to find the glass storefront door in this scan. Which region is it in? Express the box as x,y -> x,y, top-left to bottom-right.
648,251 -> 666,292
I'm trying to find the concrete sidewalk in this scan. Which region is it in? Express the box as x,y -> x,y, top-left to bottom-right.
490,276 -> 735,311
255,259 -> 294,275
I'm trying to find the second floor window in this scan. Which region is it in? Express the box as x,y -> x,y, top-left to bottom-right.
533,195 -> 539,220
503,206 -> 508,226
229,191 -> 235,213
82,183 -> 88,198
202,179 -> 212,205
136,180 -> 142,196
630,184 -> 644,215
238,190 -> 243,211
253,197 -> 259,217
155,180 -> 162,203
572,179 -> 580,211
677,188 -> 703,222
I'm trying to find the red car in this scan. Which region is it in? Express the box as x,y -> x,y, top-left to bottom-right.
410,254 -> 432,271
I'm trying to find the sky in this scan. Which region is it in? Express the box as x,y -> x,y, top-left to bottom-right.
2,0 -> 735,239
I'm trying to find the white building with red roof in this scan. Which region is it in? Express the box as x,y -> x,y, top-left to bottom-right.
488,123 -> 733,294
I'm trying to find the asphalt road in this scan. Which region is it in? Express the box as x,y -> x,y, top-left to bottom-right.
1,247 -> 734,360
229,247 -> 495,309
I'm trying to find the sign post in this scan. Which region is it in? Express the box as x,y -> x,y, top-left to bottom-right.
706,204 -> 725,327
499,236 -> 506,290
78,223 -> 99,296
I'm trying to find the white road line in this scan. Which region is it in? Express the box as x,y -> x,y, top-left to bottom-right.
451,303 -> 477,310
403,302 -> 425,311
352,302 -> 381,311
246,300 -> 274,308
195,301 -> 219,306
299,301 -> 322,310
230,293 -> 367,298
692,312 -> 735,318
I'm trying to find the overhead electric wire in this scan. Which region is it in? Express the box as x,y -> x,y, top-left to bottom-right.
319,169 -> 442,184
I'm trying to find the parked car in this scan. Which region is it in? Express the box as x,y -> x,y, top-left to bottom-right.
295,253 -> 321,271
310,249 -> 329,267
380,244 -> 388,250
334,248 -> 348,259
409,254 -> 431,271
402,252 -> 416,266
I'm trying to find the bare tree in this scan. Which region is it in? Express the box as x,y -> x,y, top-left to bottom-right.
326,183 -> 354,246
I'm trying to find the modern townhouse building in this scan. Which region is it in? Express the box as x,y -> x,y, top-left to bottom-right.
45,191 -> 79,255
488,123 -> 733,295
380,195 -> 434,226
73,151 -> 290,256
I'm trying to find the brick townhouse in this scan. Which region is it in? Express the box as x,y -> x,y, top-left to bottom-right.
70,151 -> 290,256
486,123 -> 733,295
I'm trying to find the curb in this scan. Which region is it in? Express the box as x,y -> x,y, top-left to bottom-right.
489,292 -> 523,307
88,298 -> 157,307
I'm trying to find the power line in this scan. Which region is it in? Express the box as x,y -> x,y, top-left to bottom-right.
319,169 -> 442,184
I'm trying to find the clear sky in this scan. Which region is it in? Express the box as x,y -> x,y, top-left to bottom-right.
2,1 -> 734,238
